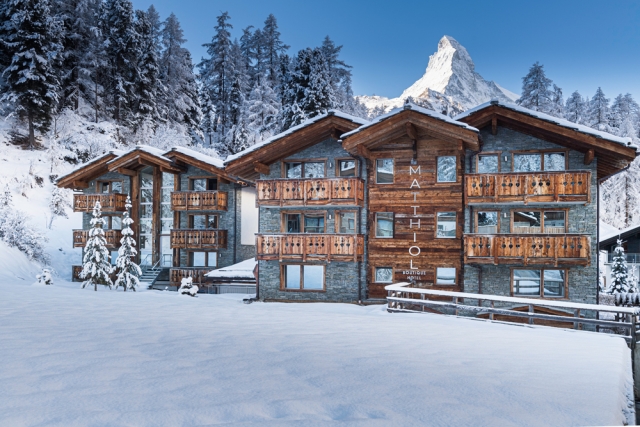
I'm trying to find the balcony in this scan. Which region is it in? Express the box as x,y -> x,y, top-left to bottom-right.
256,178 -> 365,206
170,229 -> 228,250
73,229 -> 122,248
169,267 -> 213,286
170,191 -> 228,211
73,193 -> 128,212
256,233 -> 364,262
465,171 -> 591,205
464,234 -> 591,266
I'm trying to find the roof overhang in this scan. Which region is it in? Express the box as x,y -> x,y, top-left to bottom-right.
107,148 -> 185,175
455,103 -> 638,180
56,151 -> 122,189
164,148 -> 245,184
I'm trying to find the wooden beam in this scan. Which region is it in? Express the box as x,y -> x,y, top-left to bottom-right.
584,149 -> 595,165
491,116 -> 497,135
254,161 -> 270,175
117,167 -> 136,177
331,127 -> 341,140
405,122 -> 418,141
71,180 -> 89,189
356,144 -> 373,159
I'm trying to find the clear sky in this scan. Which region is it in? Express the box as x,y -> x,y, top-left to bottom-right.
131,0 -> 640,101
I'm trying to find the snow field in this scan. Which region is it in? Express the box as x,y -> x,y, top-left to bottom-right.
0,282 -> 634,426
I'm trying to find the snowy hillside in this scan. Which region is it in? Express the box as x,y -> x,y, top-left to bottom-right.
357,36 -> 518,115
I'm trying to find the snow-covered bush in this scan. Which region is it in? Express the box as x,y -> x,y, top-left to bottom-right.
49,187 -> 71,219
113,197 -> 141,292
36,269 -> 53,285
80,201 -> 113,291
178,276 -> 198,297
0,208 -> 49,264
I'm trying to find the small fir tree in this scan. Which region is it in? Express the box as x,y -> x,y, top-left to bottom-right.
113,196 -> 141,292
80,201 -> 113,291
36,268 -> 53,285
0,183 -> 12,207
628,265 -> 639,294
49,187 -> 71,218
607,238 -> 629,295
178,276 -> 198,296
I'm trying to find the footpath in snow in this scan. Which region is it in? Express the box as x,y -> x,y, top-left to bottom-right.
0,282 -> 634,426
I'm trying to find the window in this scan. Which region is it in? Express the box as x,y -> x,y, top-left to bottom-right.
110,250 -> 119,265
284,161 -> 326,178
286,214 -> 300,233
476,211 -> 498,234
512,210 -> 566,234
375,267 -> 393,283
97,180 -> 123,194
304,215 -> 325,233
282,265 -> 325,290
190,177 -> 217,191
376,159 -> 394,184
477,154 -> 499,173
437,156 -> 457,182
513,151 -> 566,172
436,267 -> 456,285
337,159 -> 357,177
189,214 -> 218,229
436,212 -> 456,238
282,213 -> 325,233
189,252 -> 217,267
337,211 -> 356,234
512,269 -> 566,298
102,216 -> 122,230
375,212 -> 394,238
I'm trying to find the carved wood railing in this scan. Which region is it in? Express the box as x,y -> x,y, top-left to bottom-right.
170,229 -> 228,249
170,191 -> 228,211
73,193 -> 128,212
464,234 -> 591,266
256,233 -> 364,262
169,267 -> 213,286
73,229 -> 123,248
256,178 -> 365,206
465,171 -> 591,205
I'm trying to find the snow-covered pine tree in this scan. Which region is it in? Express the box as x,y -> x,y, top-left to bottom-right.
227,113 -> 251,155
113,196 -> 141,291
80,201 -> 113,291
549,84 -> 564,118
178,276 -> 198,296
36,268 -> 53,285
261,14 -> 288,85
587,87 -> 610,132
1,0 -> 62,149
0,183 -> 12,207
607,238 -> 629,295
146,5 -> 162,54
516,62 -> 554,114
50,186 -> 71,218
132,9 -> 161,134
246,77 -> 280,142
609,93 -> 639,135
303,48 -> 334,117
628,265 -> 639,294
564,90 -> 587,124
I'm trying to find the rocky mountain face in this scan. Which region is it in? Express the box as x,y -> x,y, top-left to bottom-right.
357,36 -> 518,116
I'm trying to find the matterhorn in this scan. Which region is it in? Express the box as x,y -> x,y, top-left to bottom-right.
357,35 -> 518,116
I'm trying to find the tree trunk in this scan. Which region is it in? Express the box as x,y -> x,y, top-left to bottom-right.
94,281 -> 97,292
28,112 -> 35,150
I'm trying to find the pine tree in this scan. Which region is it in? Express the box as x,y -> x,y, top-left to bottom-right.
516,62 -> 554,114
133,9 -> 161,133
607,238 -> 629,295
587,87 -> 610,131
261,14 -> 288,84
49,186 -> 71,218
80,201 -> 113,291
302,48 -> 334,117
549,84 -> 564,118
178,276 -> 198,296
113,196 -> 141,291
1,0 -> 62,149
246,77 -> 280,142
628,265 -> 639,294
564,90 -> 587,124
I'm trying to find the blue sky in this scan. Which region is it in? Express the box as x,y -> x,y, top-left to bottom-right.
132,0 -> 640,101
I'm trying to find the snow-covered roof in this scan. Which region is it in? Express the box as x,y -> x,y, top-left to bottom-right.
224,110 -> 369,164
341,102 -> 478,139
107,144 -> 172,164
56,149 -> 125,184
599,221 -> 620,242
166,146 -> 224,169
454,99 -> 638,149
600,222 -> 640,245
205,258 -> 257,280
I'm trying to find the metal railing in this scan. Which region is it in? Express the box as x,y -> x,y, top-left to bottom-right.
606,253 -> 640,264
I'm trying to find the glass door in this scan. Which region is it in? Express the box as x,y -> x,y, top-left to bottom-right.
139,168 -> 154,266
159,173 -> 174,267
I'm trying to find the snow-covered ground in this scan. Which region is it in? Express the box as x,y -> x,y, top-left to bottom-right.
0,281 -> 634,426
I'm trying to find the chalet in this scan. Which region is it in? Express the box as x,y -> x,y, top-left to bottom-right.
56,101 -> 637,304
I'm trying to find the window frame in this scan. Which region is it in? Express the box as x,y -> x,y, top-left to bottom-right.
188,213 -> 219,229
188,176 -> 218,191
475,210 -> 500,234
510,149 -> 569,172
96,180 -> 124,194
280,264 -> 326,291
511,268 -> 568,299
102,215 -> 123,230
375,158 -> 394,184
335,158 -> 359,178
374,212 -> 394,238
373,266 -> 394,284
280,211 -> 327,234
435,211 -> 458,239
436,155 -> 458,183
435,266 -> 457,286
510,208 -> 568,234
335,210 -> 358,234
281,158 -> 328,179
475,151 -> 501,173
188,251 -> 218,267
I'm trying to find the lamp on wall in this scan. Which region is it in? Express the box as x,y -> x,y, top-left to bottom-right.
328,161 -> 333,168
504,155 -> 508,162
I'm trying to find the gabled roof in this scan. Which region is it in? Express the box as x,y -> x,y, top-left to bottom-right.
224,110 -> 368,179
341,103 -> 480,155
164,147 -> 243,184
56,150 -> 125,189
454,99 -> 638,179
107,144 -> 184,174
599,222 -> 640,248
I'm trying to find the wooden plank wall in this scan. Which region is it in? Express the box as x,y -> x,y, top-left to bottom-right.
367,136 -> 465,298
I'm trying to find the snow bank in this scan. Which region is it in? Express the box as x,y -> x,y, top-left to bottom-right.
205,258 -> 256,280
0,283 -> 633,426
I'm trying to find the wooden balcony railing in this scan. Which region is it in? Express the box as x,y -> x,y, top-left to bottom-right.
464,234 -> 591,266
73,193 -> 128,212
170,191 -> 228,211
465,171 -> 591,205
169,267 -> 213,286
256,233 -> 364,262
256,178 -> 365,206
73,229 -> 123,248
170,229 -> 227,250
